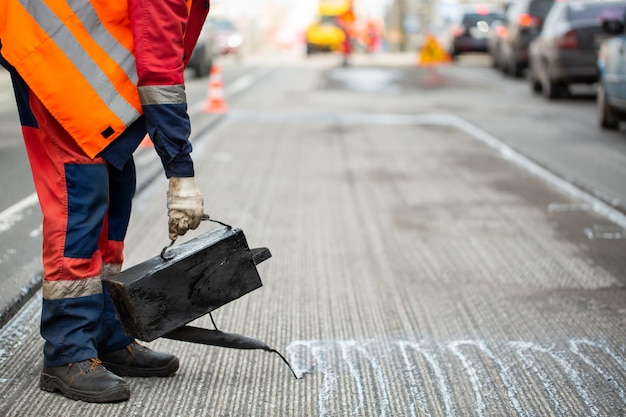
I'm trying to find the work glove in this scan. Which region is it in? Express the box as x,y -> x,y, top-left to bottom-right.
167,177 -> 204,241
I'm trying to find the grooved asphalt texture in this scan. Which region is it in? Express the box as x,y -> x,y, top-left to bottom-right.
1,56 -> 625,417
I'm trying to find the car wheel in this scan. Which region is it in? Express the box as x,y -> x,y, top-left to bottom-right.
598,82 -> 619,130
194,48 -> 212,78
508,56 -> 523,78
501,59 -> 509,75
542,78 -> 566,100
528,67 -> 542,93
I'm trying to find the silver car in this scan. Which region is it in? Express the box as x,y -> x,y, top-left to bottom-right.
597,14 -> 626,129
528,0 -> 626,99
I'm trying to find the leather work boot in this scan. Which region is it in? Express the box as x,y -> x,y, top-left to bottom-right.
100,342 -> 179,377
40,358 -> 130,403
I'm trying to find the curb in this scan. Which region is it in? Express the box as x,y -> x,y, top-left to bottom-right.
0,273 -> 41,329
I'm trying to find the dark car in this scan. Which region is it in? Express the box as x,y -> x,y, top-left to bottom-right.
445,5 -> 506,57
528,0 -> 626,99
597,10 -> 626,128
500,0 -> 556,76
188,18 -> 216,78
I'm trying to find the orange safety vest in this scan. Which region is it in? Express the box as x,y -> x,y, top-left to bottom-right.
0,0 -> 142,158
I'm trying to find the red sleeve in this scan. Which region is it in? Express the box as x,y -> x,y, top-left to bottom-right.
127,0 -> 209,178
128,0 -> 189,87
183,0 -> 210,68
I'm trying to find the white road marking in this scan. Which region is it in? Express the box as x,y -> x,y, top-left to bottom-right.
0,193 -> 38,234
569,339 -> 626,405
398,341 -> 453,417
286,338 -> 625,417
447,341 -> 487,417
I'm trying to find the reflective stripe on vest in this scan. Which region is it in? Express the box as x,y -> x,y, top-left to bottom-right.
1,0 -> 142,158
69,0 -> 138,86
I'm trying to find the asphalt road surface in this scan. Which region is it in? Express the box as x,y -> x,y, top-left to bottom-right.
0,52 -> 624,417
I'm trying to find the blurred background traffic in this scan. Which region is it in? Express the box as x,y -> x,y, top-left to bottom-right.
200,0 -> 626,130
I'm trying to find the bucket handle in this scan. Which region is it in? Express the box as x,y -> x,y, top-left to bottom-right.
160,215 -> 232,261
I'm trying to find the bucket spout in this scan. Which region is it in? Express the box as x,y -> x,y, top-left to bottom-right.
163,325 -> 299,379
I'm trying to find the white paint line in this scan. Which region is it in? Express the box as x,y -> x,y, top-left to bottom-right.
275,338 -> 625,416
474,341 -> 530,417
511,342 -> 562,413
285,340 -> 315,379
569,339 -> 626,404
583,225 -> 625,240
548,203 -> 593,213
29,225 -> 42,238
447,340 -> 486,417
313,343 -> 337,417
398,341 -> 453,417
353,341 -> 389,417
397,342 -> 425,417
0,193 -> 38,234
512,341 -> 599,416
441,115 -> 626,231
341,341 -> 366,415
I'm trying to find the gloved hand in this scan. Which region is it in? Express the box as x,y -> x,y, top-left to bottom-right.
167,177 -> 204,241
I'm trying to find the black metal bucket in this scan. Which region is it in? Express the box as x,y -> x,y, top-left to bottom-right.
104,224 -> 297,378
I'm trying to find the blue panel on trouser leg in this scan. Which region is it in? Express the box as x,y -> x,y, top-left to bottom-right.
64,164 -> 108,258
41,294 -> 103,367
106,159 -> 136,242
98,282 -> 133,354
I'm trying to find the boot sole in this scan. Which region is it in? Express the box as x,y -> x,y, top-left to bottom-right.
101,357 -> 179,377
40,373 -> 130,403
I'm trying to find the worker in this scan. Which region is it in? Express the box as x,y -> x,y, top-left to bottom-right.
0,0 -> 209,403
337,10 -> 355,67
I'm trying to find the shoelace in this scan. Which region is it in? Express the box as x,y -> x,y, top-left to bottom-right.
127,341 -> 151,356
88,358 -> 103,371
67,358 -> 102,372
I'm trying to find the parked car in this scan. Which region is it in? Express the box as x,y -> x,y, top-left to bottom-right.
443,5 -> 506,58
528,0 -> 626,99
597,10 -> 626,129
212,18 -> 243,56
488,2 -> 514,69
488,17 -> 508,68
188,18 -> 216,77
500,0 -> 556,77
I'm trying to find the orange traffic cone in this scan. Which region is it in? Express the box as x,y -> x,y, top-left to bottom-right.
203,65 -> 228,114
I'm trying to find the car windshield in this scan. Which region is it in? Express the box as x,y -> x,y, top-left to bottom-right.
214,19 -> 236,32
461,12 -> 504,25
528,0 -> 556,18
320,15 -> 339,26
567,1 -> 626,21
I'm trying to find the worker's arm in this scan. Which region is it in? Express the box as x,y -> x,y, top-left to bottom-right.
128,0 -> 210,239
